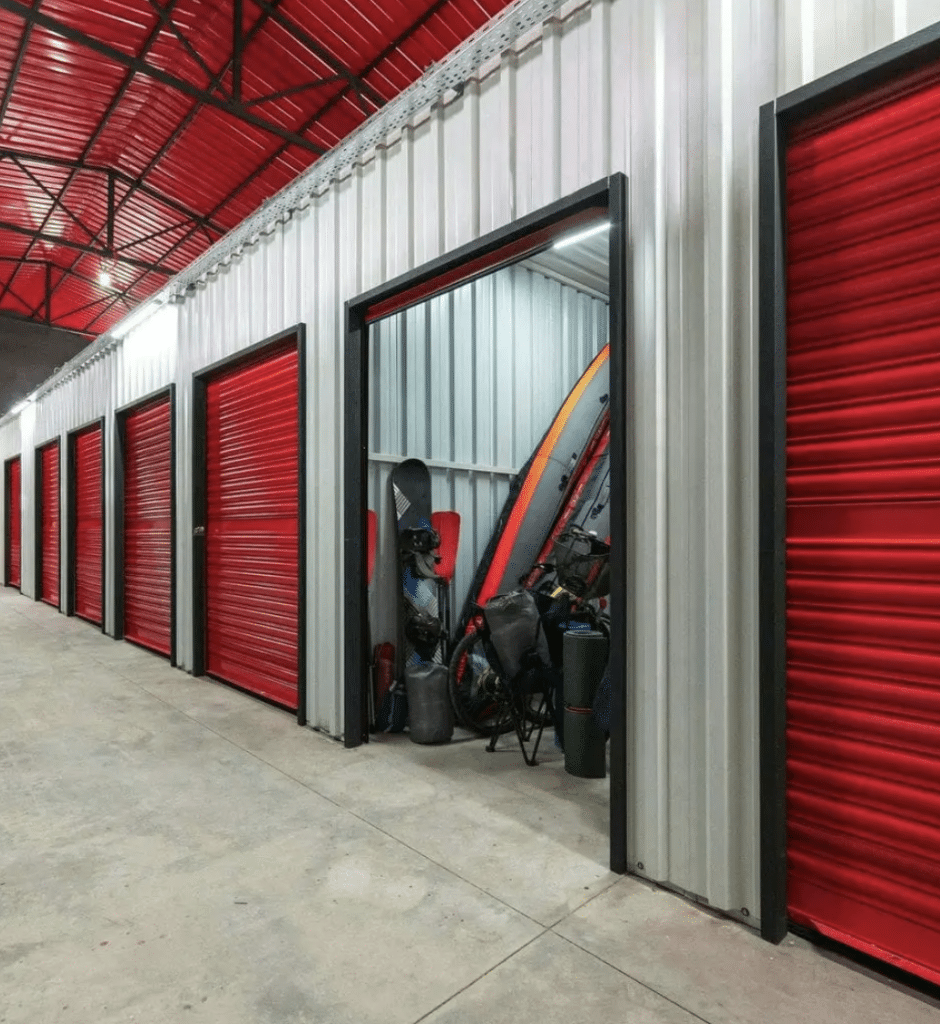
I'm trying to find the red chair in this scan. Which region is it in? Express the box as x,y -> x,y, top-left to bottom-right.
431,511 -> 460,643
367,509 -> 377,586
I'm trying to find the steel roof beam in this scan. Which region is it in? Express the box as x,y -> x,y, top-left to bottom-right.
0,0 -> 186,309
91,0 -> 291,287
243,74 -> 345,108
152,1 -> 222,95
0,221 -> 173,275
158,0 -> 451,261
232,0 -> 243,102
5,153 -> 99,242
41,0 -> 292,333
112,0 -> 287,216
0,0 -> 35,125
0,147 -> 225,236
0,256 -> 129,301
82,284 -> 138,334
249,0 -> 385,109
307,0 -> 453,130
113,217 -> 196,253
0,0 -> 327,155
21,262 -> 144,322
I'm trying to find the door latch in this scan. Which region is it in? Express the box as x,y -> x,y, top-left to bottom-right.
193,525 -> 205,536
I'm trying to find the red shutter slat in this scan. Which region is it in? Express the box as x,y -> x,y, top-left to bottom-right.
40,441 -> 60,608
206,343 -> 299,708
6,457 -> 21,587
785,69 -> 940,987
124,397 -> 172,657
74,424 -> 103,625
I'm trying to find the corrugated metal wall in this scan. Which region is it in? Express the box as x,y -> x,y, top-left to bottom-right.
778,0 -> 940,94
368,263 -> 608,649
1,0 -> 935,923
5,306 -> 178,628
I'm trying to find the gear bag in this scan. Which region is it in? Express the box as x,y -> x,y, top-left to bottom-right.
483,589 -> 551,682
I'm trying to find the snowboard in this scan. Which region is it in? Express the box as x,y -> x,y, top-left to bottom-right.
390,459 -> 445,676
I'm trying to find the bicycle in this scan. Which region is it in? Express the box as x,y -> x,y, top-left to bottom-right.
448,526 -> 610,765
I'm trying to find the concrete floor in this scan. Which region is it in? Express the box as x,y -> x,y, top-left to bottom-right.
1,590 -> 938,1024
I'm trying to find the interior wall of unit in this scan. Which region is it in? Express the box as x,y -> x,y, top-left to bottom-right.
367,263 -> 608,652
0,0 -> 934,925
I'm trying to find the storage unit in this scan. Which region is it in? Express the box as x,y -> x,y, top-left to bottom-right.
5,456 -> 20,587
783,70 -> 940,986
121,394 -> 173,658
367,258 -> 609,657
199,336 -> 302,710
761,21 -> 940,987
37,440 -> 60,608
71,422 -> 104,626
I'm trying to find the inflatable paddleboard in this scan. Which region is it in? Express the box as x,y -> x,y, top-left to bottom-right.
457,344 -> 610,635
523,415 -> 611,592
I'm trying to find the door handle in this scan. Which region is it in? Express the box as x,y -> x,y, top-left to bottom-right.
193,525 -> 205,536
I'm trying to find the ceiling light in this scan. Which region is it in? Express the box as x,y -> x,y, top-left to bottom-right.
553,221 -> 611,250
98,270 -> 112,288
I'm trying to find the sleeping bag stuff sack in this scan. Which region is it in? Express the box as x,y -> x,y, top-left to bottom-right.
457,344 -> 610,637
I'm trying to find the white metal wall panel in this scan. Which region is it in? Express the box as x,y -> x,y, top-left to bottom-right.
779,0 -> 940,92
4,0 -> 935,924
0,307 -> 178,617
367,264 -> 608,652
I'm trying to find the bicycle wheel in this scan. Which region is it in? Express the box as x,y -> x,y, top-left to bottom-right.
448,629 -> 513,736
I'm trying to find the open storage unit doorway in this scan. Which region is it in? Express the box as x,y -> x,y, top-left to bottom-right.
114,388 -> 176,662
4,455 -> 20,589
191,327 -> 306,720
760,25 -> 940,986
35,438 -> 60,609
345,176 -> 630,873
67,419 -> 105,628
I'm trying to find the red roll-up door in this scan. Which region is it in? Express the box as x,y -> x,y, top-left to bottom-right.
205,341 -> 299,708
74,424 -> 103,625
785,69 -> 940,986
124,396 -> 172,657
6,457 -> 20,587
40,441 -> 60,607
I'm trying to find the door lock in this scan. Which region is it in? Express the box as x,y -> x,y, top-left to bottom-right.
193,525 -> 205,536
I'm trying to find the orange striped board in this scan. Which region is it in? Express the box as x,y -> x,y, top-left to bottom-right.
458,344 -> 609,634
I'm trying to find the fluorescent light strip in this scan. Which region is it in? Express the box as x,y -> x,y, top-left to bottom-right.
553,221 -> 611,250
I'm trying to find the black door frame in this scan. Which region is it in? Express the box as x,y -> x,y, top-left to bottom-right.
3,454 -> 20,588
34,436 -> 62,610
343,174 -> 632,874
759,22 -> 940,943
191,325 -> 308,725
65,417 -> 106,630
113,385 -> 177,665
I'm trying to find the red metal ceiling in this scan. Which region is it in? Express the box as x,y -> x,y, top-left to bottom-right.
0,0 -> 511,337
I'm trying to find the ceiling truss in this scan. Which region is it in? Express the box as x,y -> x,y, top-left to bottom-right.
0,0 -> 510,335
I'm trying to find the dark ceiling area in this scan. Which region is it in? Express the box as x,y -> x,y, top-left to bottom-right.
0,0 -> 510,340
